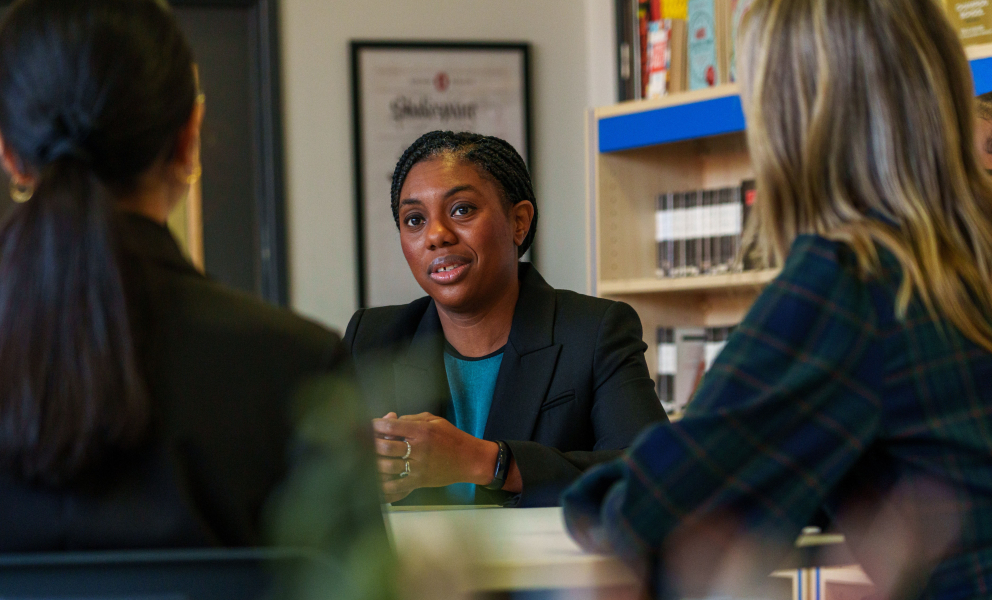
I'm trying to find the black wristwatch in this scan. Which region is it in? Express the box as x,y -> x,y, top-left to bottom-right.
484,440 -> 510,490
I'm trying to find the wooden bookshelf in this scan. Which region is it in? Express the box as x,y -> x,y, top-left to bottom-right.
587,85 -> 755,377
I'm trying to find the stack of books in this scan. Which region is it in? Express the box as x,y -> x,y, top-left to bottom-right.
656,325 -> 737,415
655,180 -> 755,277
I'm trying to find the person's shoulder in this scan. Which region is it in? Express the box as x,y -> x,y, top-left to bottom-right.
553,288 -> 623,319
779,234 -> 866,292
167,273 -> 341,360
758,234 -> 878,329
549,288 -> 641,341
344,296 -> 433,355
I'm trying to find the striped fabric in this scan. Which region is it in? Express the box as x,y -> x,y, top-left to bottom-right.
563,234 -> 992,599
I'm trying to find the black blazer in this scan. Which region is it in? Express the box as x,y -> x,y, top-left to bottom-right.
345,263 -> 667,507
0,215 -> 382,552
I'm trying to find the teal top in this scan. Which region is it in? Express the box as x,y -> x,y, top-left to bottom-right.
443,342 -> 504,504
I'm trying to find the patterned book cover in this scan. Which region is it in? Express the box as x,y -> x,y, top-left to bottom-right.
687,0 -> 717,90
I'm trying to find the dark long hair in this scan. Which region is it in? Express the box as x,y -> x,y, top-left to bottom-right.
391,131 -> 538,256
0,0 -> 197,485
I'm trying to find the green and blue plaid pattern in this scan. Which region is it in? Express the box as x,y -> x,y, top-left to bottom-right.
563,234 -> 992,599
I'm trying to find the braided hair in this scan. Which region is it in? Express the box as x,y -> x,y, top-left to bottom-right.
391,131 -> 537,256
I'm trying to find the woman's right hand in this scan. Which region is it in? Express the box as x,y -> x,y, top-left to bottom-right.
372,412 -> 501,503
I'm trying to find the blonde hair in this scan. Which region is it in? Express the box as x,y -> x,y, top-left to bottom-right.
739,0 -> 992,352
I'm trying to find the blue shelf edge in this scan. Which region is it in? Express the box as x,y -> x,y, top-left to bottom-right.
600,56 -> 992,153
973,56 -> 992,96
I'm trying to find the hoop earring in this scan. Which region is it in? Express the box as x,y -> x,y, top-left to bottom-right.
10,180 -> 34,203
186,165 -> 202,185
177,164 -> 202,186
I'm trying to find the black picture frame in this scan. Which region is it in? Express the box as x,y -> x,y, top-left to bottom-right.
350,41 -> 532,309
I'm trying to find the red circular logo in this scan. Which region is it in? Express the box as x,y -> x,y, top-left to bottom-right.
434,72 -> 450,92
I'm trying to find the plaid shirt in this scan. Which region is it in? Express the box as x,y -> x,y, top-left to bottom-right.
563,234 -> 992,599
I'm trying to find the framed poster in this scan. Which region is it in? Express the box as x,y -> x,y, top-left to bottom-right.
351,41 -> 532,308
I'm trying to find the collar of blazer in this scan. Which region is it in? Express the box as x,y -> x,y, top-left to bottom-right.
395,263 -> 563,442
119,212 -> 201,277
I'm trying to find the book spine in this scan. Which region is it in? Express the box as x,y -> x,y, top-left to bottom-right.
632,0 -> 643,100
656,193 -> 672,276
657,327 -> 677,413
646,21 -> 669,99
650,0 -> 662,20
662,0 -> 688,19
687,0 -> 718,90
617,0 -> 637,101
741,179 -> 757,270
667,19 -> 688,94
718,187 -> 734,273
732,185 -> 744,271
639,0 -> 651,99
704,326 -> 730,371
715,0 -> 733,85
673,193 -> 680,275
700,189 -> 712,273
675,328 -> 707,411
684,190 -> 699,276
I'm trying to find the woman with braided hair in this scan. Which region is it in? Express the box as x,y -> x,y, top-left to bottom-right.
345,131 -> 667,507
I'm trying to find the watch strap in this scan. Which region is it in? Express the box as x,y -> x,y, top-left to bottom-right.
484,440 -> 510,490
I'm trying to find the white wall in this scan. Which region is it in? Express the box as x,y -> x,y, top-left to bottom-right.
281,0 -> 615,331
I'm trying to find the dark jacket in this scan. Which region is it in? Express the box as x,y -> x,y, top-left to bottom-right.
344,263 -> 667,507
0,214 -> 382,552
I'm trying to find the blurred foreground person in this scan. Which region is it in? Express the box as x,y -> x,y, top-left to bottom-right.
0,0 -> 389,593
564,0 -> 992,598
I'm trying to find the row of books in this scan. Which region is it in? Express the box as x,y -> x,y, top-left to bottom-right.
616,0 -> 992,101
655,180 -> 755,277
617,0 -> 754,101
656,326 -> 736,415
618,0 -> 990,103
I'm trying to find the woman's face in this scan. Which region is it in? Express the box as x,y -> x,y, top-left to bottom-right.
397,156 -> 533,313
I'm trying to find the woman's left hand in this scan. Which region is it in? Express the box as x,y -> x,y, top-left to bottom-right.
372,413 -> 498,504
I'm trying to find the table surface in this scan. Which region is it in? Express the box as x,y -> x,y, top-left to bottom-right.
385,506 -> 638,592
384,506 -> 872,598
